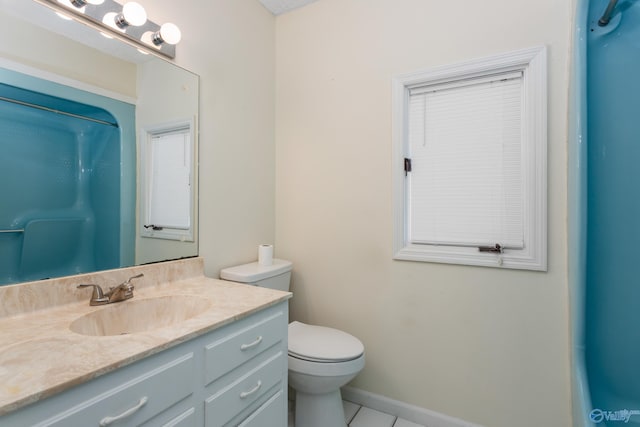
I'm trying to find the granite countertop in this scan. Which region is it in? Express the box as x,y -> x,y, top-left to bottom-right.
0,258 -> 291,415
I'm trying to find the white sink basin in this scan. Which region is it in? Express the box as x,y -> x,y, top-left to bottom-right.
69,295 -> 211,336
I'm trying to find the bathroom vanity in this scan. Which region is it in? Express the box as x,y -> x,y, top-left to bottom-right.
0,257 -> 291,426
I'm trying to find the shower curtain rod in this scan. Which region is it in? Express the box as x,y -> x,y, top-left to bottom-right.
0,95 -> 118,128
599,0 -> 619,26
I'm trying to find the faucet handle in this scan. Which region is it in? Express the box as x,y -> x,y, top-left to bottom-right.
77,284 -> 109,306
125,273 -> 144,284
122,273 -> 144,291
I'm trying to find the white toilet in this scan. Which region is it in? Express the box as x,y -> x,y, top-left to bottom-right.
220,259 -> 365,427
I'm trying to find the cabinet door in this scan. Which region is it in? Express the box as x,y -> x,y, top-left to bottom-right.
237,390 -> 286,427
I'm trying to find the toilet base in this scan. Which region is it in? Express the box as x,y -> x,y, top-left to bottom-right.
294,389 -> 347,427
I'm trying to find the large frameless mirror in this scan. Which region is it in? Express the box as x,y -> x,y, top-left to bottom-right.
0,0 -> 199,286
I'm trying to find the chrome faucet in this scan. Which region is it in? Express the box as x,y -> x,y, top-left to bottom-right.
77,274 -> 144,306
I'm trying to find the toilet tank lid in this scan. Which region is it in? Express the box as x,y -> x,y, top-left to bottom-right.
220,259 -> 292,283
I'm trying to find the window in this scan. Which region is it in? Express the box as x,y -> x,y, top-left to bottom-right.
140,120 -> 195,242
392,46 -> 547,270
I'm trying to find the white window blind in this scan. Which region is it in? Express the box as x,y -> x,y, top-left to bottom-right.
407,72 -> 524,249
147,129 -> 191,229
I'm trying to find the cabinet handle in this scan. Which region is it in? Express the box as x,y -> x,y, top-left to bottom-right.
99,396 -> 148,426
239,380 -> 262,399
240,336 -> 263,351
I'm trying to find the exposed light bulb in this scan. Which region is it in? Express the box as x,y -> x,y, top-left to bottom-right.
153,23 -> 182,46
103,12 -> 124,32
115,2 -> 147,28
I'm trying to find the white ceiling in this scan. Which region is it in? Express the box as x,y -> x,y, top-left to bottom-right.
258,0 -> 319,15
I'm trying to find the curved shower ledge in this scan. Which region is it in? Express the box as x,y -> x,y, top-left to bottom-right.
0,257 -> 291,415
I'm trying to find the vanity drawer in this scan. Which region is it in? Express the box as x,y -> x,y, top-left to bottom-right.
160,407 -> 196,427
204,350 -> 284,427
42,352 -> 194,427
204,309 -> 285,385
236,389 -> 286,427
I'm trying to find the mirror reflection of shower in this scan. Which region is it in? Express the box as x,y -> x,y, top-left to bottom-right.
0,72 -> 136,285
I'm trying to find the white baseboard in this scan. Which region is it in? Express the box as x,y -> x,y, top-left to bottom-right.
340,386 -> 484,427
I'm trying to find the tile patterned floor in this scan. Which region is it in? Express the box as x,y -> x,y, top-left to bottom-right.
288,399 -> 425,427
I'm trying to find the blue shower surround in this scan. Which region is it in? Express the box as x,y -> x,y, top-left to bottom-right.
0,68 -> 136,285
573,0 -> 640,425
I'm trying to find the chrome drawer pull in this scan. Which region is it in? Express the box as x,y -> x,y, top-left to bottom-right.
240,336 -> 263,351
240,380 -> 262,399
99,396 -> 148,426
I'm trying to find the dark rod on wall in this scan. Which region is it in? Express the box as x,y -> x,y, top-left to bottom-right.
599,0 -> 619,26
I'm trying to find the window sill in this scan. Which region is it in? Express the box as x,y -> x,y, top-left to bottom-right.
393,244 -> 546,271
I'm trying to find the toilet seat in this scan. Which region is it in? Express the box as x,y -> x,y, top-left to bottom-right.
288,321 -> 364,363
288,351 -> 365,378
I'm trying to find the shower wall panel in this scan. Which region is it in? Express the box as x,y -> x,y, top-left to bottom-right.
585,0 -> 640,421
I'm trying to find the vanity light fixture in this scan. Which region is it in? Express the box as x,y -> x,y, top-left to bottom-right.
114,2 -> 147,28
57,0 -> 84,11
70,0 -> 104,7
153,23 -> 182,46
36,0 -> 181,59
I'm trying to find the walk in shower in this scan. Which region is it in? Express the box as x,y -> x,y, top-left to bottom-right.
572,0 -> 640,425
0,68 -> 135,285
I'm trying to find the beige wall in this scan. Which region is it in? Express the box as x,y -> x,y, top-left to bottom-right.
275,1 -> 572,426
145,0 -> 277,276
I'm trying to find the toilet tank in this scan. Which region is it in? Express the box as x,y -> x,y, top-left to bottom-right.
219,259 -> 292,291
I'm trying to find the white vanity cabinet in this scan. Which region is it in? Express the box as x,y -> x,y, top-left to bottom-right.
0,302 -> 288,427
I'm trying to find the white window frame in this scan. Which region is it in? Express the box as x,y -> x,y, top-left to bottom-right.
392,46 -> 547,271
140,118 -> 196,242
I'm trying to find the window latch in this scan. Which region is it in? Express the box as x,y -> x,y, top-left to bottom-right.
478,244 -> 503,253
404,158 -> 412,176
144,224 -> 164,231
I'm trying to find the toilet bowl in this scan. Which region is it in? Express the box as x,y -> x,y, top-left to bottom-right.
219,259 -> 365,427
288,321 -> 364,427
